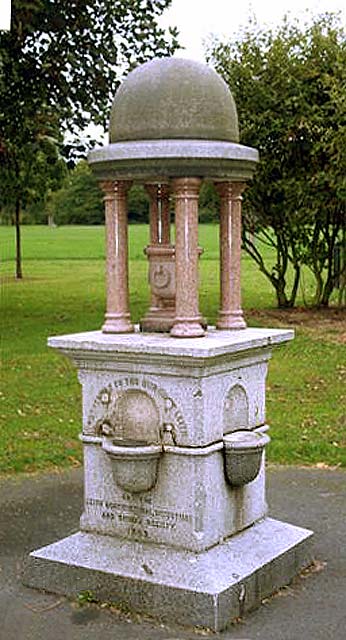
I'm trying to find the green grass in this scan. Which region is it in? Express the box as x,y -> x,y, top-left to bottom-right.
1,224 -> 345,474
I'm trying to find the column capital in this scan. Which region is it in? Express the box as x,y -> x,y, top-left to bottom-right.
99,180 -> 132,201
215,181 -> 246,201
158,183 -> 170,200
144,184 -> 159,201
171,177 -> 202,199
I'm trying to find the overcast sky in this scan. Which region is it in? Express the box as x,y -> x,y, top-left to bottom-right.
159,0 -> 346,61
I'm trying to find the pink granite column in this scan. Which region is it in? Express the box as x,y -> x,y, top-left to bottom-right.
145,184 -> 160,313
216,182 -> 246,330
100,180 -> 133,334
160,183 -> 171,245
145,184 -> 160,245
170,177 -> 205,338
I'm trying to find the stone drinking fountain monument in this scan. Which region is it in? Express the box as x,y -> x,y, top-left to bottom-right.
24,58 -> 313,631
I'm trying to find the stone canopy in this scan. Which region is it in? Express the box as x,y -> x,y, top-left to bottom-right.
88,57 -> 258,182
88,56 -> 259,338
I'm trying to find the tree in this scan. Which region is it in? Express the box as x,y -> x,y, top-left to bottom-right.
51,161 -> 104,225
208,13 -> 346,308
199,181 -> 219,223
0,0 -> 179,277
50,161 -> 150,225
0,130 -> 66,275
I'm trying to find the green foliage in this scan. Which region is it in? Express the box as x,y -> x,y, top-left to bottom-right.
52,161 -> 104,225
77,591 -> 98,605
127,185 -> 150,223
49,162 -> 150,225
198,181 -> 219,223
0,0 -> 179,274
208,12 -> 346,308
0,0 -> 179,141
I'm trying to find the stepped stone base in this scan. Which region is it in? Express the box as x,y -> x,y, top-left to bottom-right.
23,517 -> 313,632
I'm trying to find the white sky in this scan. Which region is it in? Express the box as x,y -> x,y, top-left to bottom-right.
159,0 -> 346,61
0,0 -> 11,30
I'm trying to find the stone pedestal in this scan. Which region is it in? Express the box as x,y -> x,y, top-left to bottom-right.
23,328 -> 313,631
140,244 -> 176,332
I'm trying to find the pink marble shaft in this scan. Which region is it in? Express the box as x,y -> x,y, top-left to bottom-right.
145,184 -> 159,245
170,177 -> 205,338
145,184 -> 160,310
101,180 -> 133,333
216,182 -> 247,330
160,183 -> 171,245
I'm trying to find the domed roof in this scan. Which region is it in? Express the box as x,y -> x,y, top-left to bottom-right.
109,58 -> 239,144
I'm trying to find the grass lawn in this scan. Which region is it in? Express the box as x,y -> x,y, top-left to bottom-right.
1,224 -> 345,475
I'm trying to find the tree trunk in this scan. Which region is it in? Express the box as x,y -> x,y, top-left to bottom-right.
289,264 -> 300,307
312,268 -> 324,306
15,197 -> 23,279
275,278 -> 291,308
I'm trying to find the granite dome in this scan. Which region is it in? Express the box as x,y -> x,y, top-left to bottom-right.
109,58 -> 239,144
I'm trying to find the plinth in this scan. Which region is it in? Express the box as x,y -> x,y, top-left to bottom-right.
23,328 -> 313,631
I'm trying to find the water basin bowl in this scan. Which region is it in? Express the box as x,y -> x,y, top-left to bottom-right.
102,438 -> 162,493
223,430 -> 270,487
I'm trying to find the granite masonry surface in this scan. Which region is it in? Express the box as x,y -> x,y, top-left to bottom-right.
23,328 -> 313,631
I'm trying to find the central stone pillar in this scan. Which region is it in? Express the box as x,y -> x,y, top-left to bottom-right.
160,183 -> 171,245
141,184 -> 176,332
101,180 -> 133,334
171,177 -> 205,338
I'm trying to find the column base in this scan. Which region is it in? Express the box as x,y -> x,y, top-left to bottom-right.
217,310 -> 247,330
170,319 -> 205,338
23,517 -> 313,632
140,307 -> 176,333
102,314 -> 134,334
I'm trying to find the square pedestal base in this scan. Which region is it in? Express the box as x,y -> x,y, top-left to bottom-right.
23,517 -> 313,632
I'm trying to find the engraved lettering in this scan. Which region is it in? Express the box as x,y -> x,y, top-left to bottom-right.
86,497 -> 192,532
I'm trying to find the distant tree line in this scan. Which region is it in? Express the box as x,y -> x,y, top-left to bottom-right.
2,160 -> 220,226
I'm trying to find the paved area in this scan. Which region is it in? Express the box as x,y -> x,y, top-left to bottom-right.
0,466 -> 345,640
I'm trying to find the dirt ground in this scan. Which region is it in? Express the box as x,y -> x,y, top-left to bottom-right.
248,306 -> 346,344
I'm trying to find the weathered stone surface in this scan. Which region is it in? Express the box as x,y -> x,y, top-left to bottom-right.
45,328 -> 293,551
88,139 -> 259,182
49,327 -> 293,447
23,518 -> 313,632
48,326 -> 293,365
109,58 -> 239,144
79,436 -> 267,551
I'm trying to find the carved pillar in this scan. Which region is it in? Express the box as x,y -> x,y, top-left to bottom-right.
160,183 -> 171,245
100,180 -> 133,334
146,184 -> 160,246
171,177 -> 205,338
216,182 -> 246,330
145,184 -> 160,314
141,183 -> 175,332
